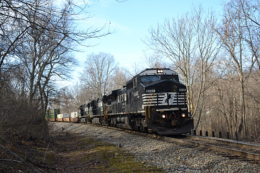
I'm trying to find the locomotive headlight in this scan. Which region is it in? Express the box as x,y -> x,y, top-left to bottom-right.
181,113 -> 186,118
157,69 -> 163,73
162,114 -> 166,119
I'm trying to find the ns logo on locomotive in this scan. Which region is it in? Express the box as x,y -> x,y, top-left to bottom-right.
79,68 -> 194,135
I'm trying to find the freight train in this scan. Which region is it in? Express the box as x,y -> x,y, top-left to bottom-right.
46,68 -> 193,135
78,68 -> 194,135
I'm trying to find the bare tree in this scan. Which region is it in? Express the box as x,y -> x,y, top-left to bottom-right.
75,66 -> 128,106
215,0 -> 260,137
0,0 -> 108,115
53,87 -> 75,113
81,52 -> 117,99
146,54 -> 168,68
110,67 -> 129,90
16,0 -> 76,112
0,0 -> 109,143
238,0 -> 260,69
146,8 -> 219,129
0,0 -> 30,77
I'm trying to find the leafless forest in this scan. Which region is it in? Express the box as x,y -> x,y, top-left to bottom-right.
146,0 -> 260,141
0,0 -> 105,141
0,0 -> 259,142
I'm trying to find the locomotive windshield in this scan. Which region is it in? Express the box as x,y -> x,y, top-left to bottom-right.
140,75 -> 179,84
140,75 -> 160,83
161,75 -> 179,81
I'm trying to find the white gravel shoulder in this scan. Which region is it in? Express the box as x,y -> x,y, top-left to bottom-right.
50,122 -> 260,173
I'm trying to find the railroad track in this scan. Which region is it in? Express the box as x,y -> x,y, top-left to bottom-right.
53,121 -> 260,164
83,122 -> 260,164
186,135 -> 260,163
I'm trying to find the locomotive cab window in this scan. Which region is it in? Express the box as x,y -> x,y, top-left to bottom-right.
126,81 -> 133,89
161,75 -> 179,82
133,77 -> 138,88
140,75 -> 160,84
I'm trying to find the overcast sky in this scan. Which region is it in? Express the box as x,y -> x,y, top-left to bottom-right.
58,0 -> 227,87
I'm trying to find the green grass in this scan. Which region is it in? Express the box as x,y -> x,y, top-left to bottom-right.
0,132 -> 164,173
76,136 -> 163,173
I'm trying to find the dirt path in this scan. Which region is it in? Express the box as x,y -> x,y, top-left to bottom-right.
51,133 -> 162,173
0,124 -> 162,173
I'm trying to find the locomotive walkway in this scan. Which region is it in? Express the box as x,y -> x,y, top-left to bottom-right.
51,122 -> 260,173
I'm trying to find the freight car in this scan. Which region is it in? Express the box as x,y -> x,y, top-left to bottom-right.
56,114 -> 64,122
45,109 -> 60,121
80,68 -> 194,135
46,108 -> 81,123
70,112 -> 79,122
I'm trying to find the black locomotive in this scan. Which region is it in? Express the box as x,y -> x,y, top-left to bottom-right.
79,68 -> 194,135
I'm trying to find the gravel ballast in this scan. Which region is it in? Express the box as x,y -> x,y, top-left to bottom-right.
50,122 -> 260,173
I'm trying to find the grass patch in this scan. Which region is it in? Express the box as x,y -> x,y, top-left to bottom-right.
72,136 -> 162,173
0,131 -> 163,173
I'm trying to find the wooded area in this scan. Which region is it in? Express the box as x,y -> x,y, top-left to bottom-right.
146,0 -> 260,141
0,0 -> 105,141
